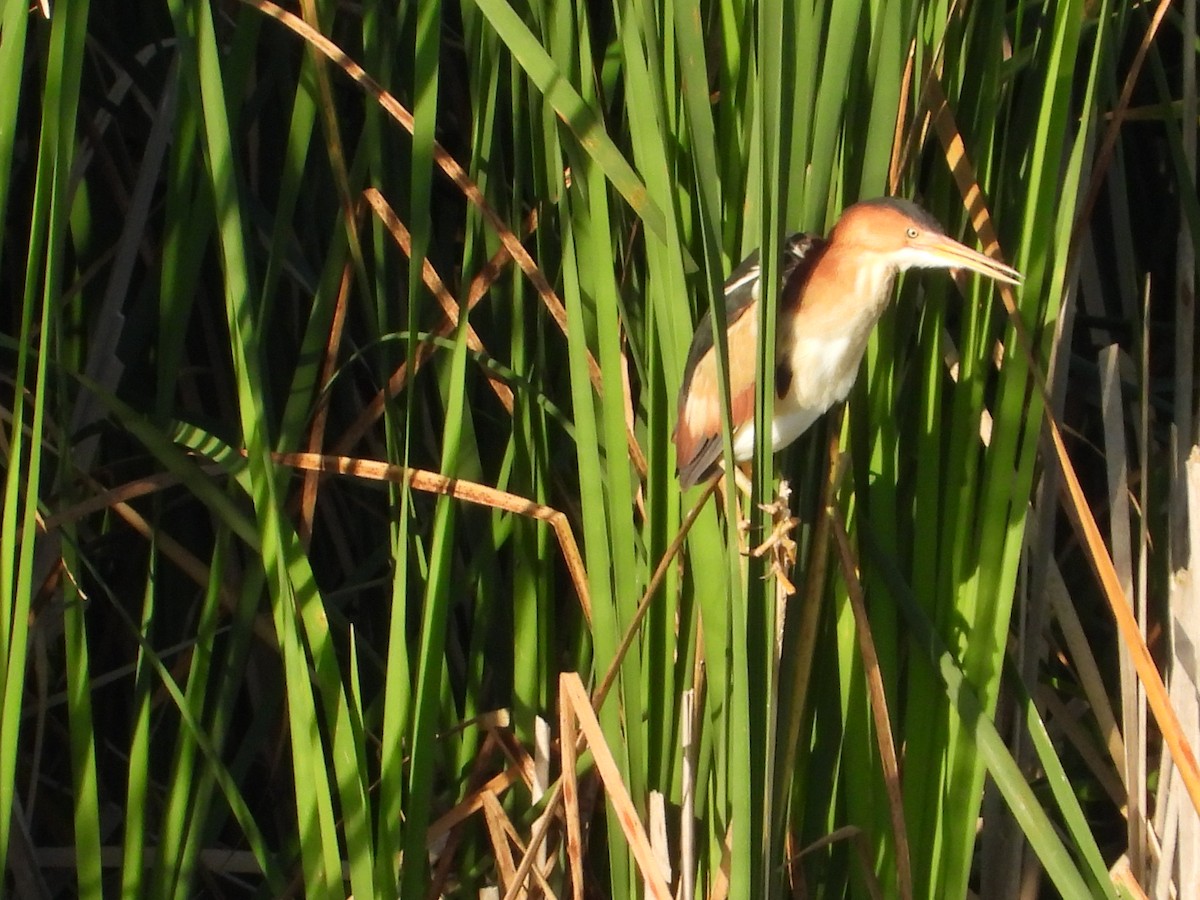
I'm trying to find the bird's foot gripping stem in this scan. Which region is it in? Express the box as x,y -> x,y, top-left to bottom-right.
750,480 -> 800,595
711,467 -> 798,592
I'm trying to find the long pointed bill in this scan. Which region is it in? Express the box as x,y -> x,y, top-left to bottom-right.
910,232 -> 1023,285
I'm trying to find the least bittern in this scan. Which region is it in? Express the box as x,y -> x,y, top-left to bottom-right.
673,197 -> 1022,488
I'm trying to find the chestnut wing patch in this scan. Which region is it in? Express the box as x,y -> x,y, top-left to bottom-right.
674,306 -> 758,488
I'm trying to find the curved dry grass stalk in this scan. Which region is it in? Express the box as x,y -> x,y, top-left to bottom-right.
268,450 -> 592,623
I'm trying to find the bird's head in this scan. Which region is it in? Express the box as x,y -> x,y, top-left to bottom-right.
829,197 -> 1022,286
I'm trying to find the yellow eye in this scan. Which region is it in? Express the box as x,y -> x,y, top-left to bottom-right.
906,227 -> 919,238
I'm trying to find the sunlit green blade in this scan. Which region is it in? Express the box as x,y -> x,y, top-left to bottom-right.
119,552 -> 157,898
469,0 -> 669,244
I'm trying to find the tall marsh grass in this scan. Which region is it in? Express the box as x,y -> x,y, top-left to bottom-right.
2,0 -> 1198,897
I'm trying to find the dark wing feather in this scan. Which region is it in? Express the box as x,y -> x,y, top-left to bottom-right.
779,232 -> 826,303
673,232 -> 827,486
